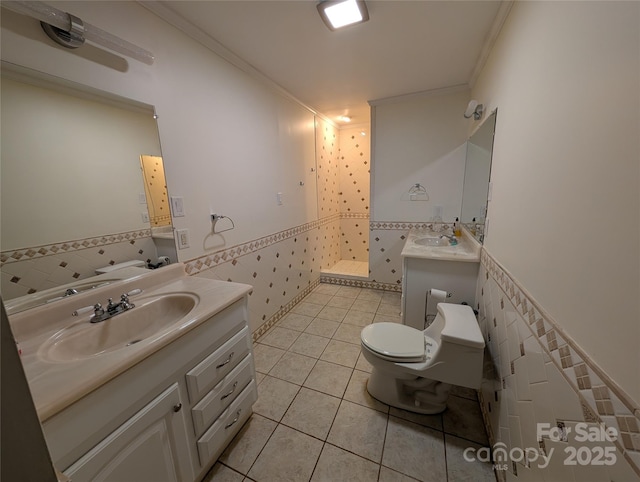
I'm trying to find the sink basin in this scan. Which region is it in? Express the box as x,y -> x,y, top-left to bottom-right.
413,236 -> 451,247
39,294 -> 198,362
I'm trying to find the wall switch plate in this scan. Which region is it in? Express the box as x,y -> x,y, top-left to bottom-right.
141,212 -> 150,223
170,196 -> 185,217
276,192 -> 283,205
176,229 -> 190,249
139,192 -> 147,204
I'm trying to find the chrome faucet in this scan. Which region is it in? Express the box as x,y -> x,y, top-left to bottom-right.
439,233 -> 458,245
90,294 -> 135,323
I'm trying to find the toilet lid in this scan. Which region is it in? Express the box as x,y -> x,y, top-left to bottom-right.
361,323 -> 425,361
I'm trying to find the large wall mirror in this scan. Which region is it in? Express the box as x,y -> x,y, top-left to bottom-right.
0,62 -> 175,303
460,110 -> 496,243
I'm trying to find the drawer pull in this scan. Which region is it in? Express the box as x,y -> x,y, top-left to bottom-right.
173,403 -> 182,413
216,352 -> 234,369
221,381 -> 239,401
225,409 -> 242,429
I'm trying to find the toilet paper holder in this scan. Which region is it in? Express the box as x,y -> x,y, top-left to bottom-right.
424,289 -> 452,328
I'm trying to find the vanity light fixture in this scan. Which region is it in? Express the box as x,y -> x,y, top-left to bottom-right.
317,0 -> 369,31
1,1 -> 154,65
464,100 -> 484,120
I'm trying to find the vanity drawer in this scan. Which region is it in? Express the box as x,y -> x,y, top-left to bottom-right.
196,380 -> 257,465
186,326 -> 250,403
191,354 -> 253,437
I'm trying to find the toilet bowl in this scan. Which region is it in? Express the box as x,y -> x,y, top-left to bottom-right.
360,303 -> 484,414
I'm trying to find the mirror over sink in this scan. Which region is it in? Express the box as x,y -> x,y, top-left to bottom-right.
460,110 -> 496,243
0,61 -> 177,310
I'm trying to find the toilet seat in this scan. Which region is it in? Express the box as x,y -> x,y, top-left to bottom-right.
361,322 -> 425,362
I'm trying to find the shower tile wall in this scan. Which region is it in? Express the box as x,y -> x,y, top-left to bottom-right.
476,250 -> 640,482
0,231 -> 156,300
338,126 -> 370,262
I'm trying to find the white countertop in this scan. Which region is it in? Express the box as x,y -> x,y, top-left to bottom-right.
9,264 -> 252,421
401,226 -> 481,262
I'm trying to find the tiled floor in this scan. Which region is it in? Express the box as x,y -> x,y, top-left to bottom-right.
203,283 -> 496,482
321,260 -> 369,278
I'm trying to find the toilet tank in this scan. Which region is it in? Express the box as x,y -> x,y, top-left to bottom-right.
422,303 -> 485,389
95,260 -> 147,274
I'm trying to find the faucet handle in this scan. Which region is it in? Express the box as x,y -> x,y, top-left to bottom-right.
73,304 -> 97,316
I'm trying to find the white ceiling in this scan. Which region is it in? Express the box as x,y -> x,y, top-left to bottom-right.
147,1 -> 506,126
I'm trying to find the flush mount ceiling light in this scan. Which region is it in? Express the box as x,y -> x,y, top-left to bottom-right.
338,115 -> 352,123
317,0 -> 369,31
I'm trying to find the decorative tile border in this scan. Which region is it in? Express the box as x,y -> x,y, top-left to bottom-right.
183,215 -> 340,277
0,229 -> 152,266
341,212 -> 369,219
481,248 -> 640,475
369,221 -> 451,231
319,275 -> 401,292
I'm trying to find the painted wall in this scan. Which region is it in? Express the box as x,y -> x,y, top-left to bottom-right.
371,90 -> 470,223
472,1 -> 640,405
470,2 -> 640,479
368,90 -> 471,286
0,2 -> 327,333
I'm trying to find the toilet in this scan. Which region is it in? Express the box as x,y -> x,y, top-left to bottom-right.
360,303 -> 484,414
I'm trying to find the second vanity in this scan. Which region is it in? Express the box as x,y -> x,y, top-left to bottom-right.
9,264 -> 256,482
401,227 -> 481,328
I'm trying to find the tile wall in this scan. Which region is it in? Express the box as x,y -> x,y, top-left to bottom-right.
338,126 -> 370,263
0,230 -> 155,300
476,250 -> 640,481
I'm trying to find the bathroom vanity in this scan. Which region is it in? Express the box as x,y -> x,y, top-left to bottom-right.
401,228 -> 481,329
8,264 -> 256,482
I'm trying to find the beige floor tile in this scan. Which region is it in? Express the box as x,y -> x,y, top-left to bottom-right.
350,298 -> 380,313
320,339 -> 361,368
201,462 -> 244,482
248,424 -> 323,482
444,434 -> 496,482
289,332 -> 331,358
304,318 -> 340,338
313,284 -> 341,295
253,343 -> 286,374
450,385 -> 478,401
327,400 -> 388,462
311,443 -> 380,481
326,295 -> 355,309
316,305 -> 348,322
382,416 -> 446,481
219,414 -> 277,475
333,323 -> 364,345
303,360 -> 353,398
442,395 -> 489,445
281,387 -> 341,440
378,466 -> 421,481
269,351 -> 317,385
278,312 -> 314,331
374,313 -> 402,324
388,408 -> 443,431
342,309 -> 375,327
259,327 -> 301,350
291,301 -> 324,317
356,289 -> 383,302
376,302 -> 402,317
304,293 -> 333,306
335,286 -> 362,298
381,291 -> 402,305
253,375 -> 300,421
343,369 -> 389,413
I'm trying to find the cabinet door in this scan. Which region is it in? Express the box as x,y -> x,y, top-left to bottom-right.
64,383 -> 193,482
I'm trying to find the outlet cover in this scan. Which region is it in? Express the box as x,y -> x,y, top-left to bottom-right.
176,229 -> 190,249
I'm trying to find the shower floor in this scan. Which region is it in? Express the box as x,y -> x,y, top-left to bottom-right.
322,260 -> 369,278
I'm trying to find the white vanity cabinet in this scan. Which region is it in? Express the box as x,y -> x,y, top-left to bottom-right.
63,383 -> 192,482
42,295 -> 257,482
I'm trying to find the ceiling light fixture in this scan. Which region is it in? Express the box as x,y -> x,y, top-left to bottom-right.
339,115 -> 351,123
317,0 -> 369,31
